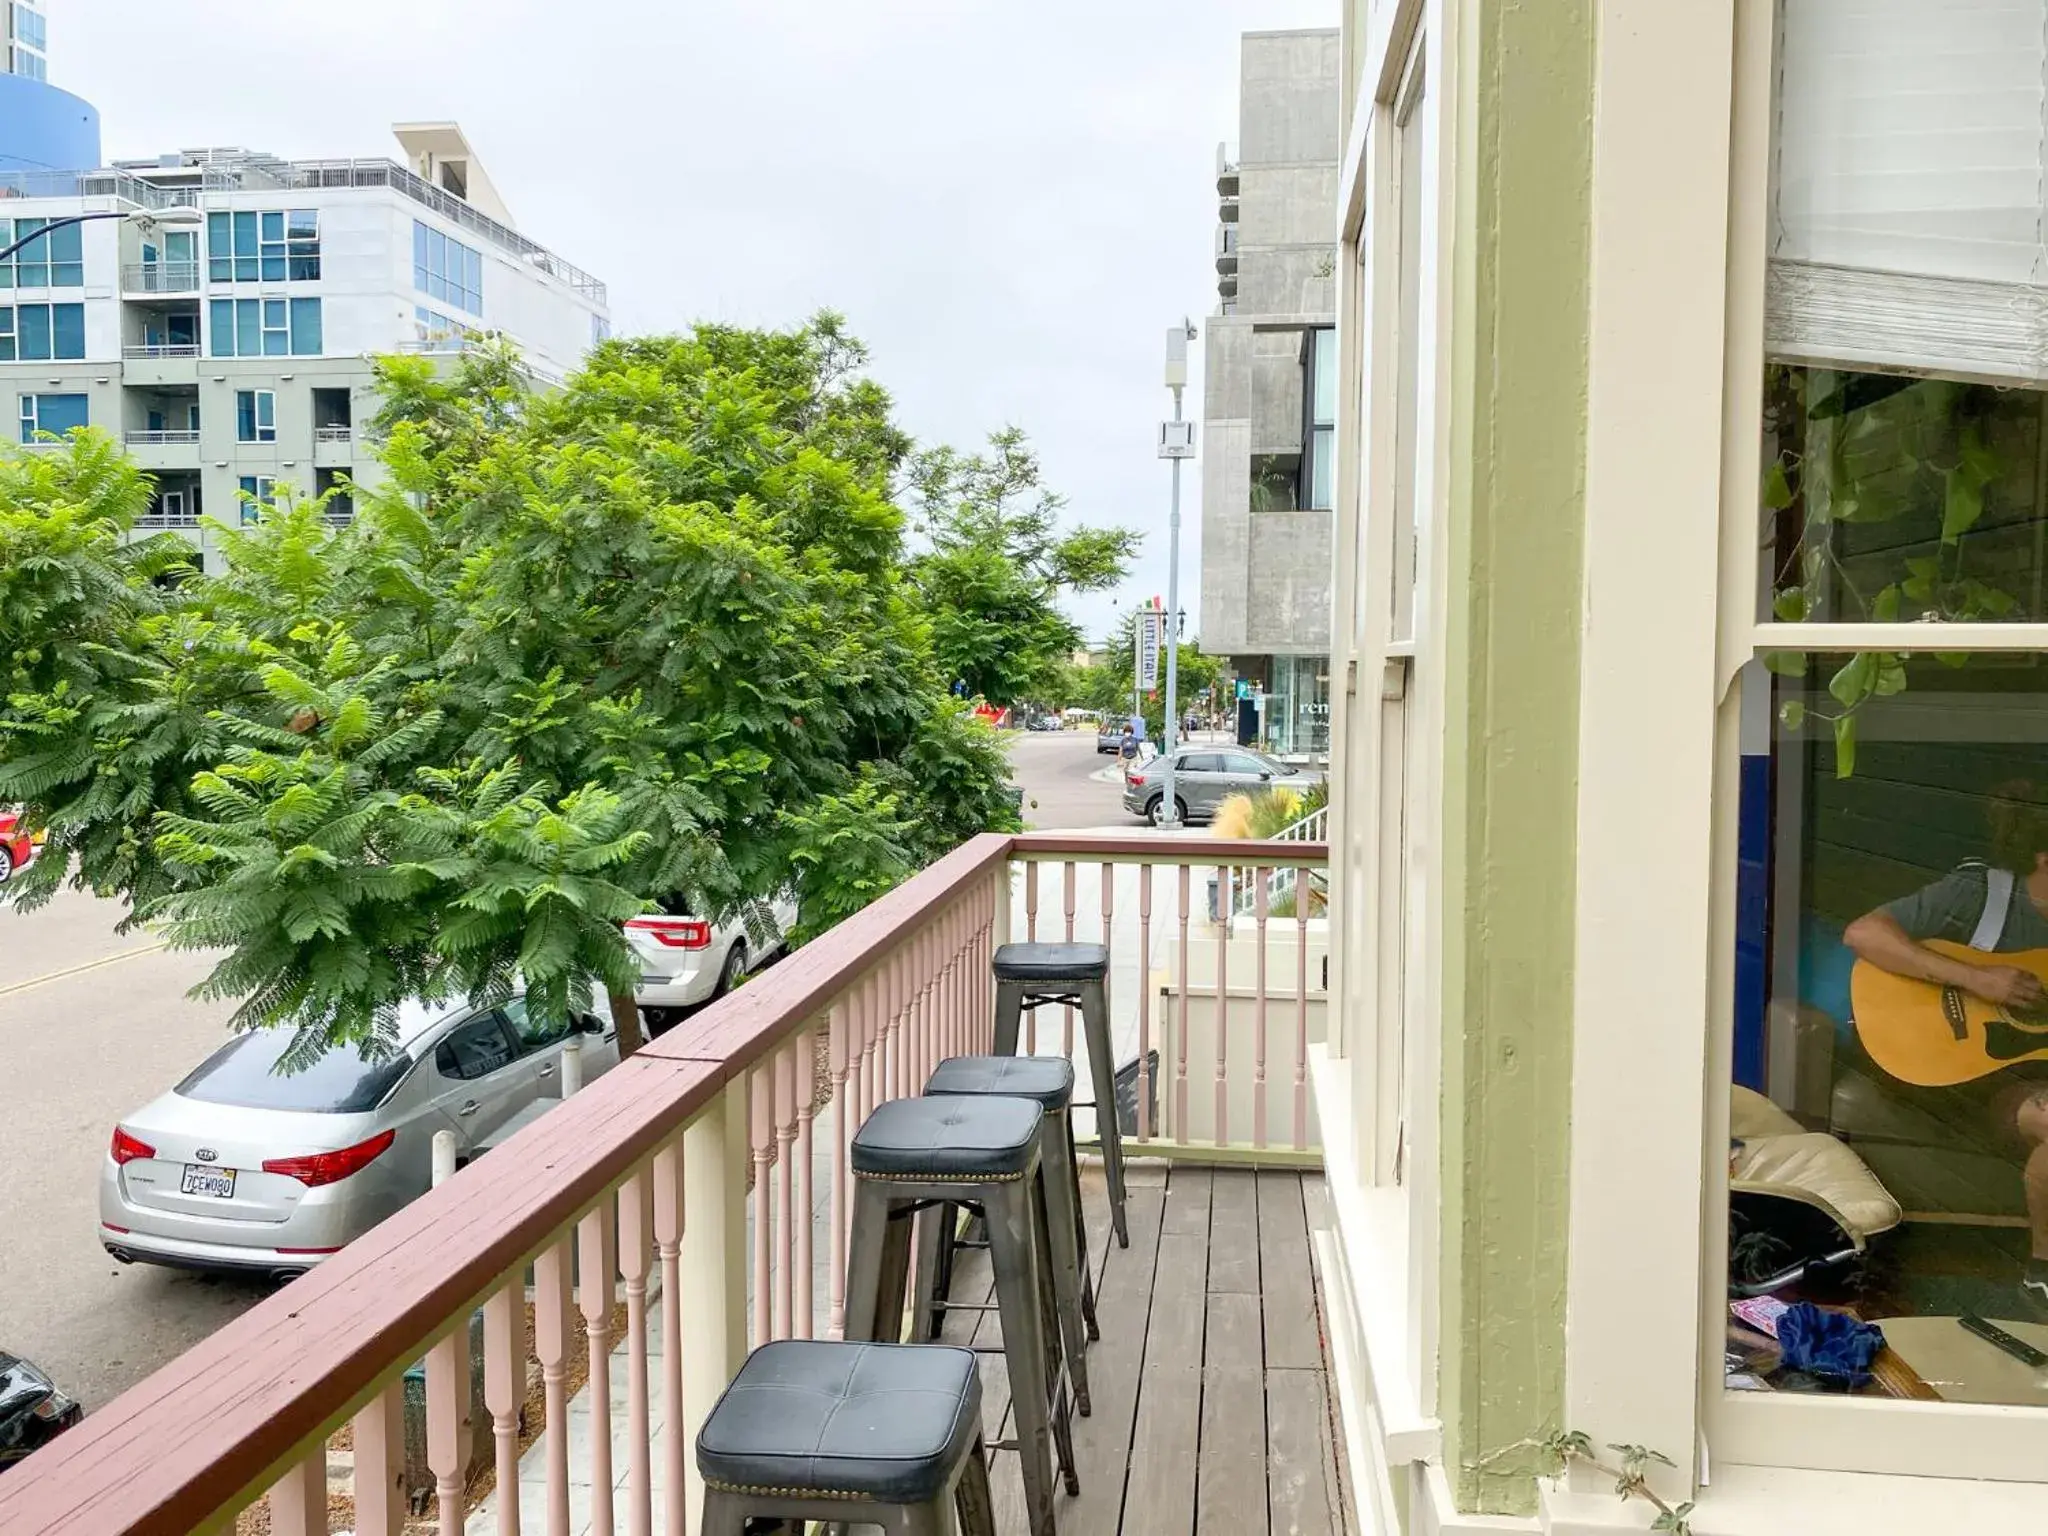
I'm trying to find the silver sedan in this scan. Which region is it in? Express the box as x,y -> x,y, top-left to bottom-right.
100,992 -> 618,1280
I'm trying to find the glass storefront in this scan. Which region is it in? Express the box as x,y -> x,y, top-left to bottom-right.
1267,654 -> 1331,762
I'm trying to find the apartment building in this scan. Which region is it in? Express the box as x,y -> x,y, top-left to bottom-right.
2,126 -> 608,571
1199,27 -> 1341,761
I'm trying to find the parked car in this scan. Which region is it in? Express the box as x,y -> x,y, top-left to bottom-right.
1027,716 -> 1061,732
626,893 -> 799,1034
1097,726 -> 1126,754
0,809 -> 36,884
100,990 -> 619,1280
0,1352 -> 82,1471
1122,746 -> 1323,827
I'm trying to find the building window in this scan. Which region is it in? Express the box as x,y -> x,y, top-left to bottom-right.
0,302 -> 85,361
1301,326 -> 1337,511
18,391 -> 85,444
209,297 -> 322,357
235,389 -> 276,444
11,45 -> 44,80
412,221 -> 483,316
591,312 -> 611,348
206,210 -> 320,283
414,306 -> 473,351
236,474 -> 276,524
0,218 -> 83,288
12,3 -> 45,53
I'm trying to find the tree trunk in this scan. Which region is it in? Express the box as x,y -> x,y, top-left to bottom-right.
608,989 -> 646,1059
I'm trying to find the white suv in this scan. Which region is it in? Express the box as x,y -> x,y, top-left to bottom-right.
625,894 -> 798,1033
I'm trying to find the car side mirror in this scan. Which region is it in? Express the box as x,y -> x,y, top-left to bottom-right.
1258,771 -> 1272,781
579,1012 -> 606,1035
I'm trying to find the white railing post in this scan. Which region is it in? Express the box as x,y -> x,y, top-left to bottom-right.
561,1034 -> 583,1097
679,1076 -> 749,1531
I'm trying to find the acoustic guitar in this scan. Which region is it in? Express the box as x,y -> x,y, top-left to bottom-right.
1851,941 -> 2048,1087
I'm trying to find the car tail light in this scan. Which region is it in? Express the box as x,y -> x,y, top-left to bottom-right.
263,1130 -> 396,1188
110,1128 -> 155,1166
1128,773 -> 1147,786
627,916 -> 712,950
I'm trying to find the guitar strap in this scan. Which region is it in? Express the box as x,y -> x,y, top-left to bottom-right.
1969,867 -> 2016,952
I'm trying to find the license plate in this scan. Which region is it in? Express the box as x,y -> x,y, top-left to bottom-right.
180,1163 -> 236,1199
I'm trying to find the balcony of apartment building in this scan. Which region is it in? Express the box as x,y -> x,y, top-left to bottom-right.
120,301 -> 202,387
1216,223 -> 1240,277
311,387 -> 355,466
122,388 -> 201,470
136,471 -> 202,533
0,833 -> 1346,1536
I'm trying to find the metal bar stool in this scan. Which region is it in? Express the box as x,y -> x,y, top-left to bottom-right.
845,1094 -> 1078,1536
696,1338 -> 996,1535
917,1054 -> 1098,1414
992,940 -> 1129,1247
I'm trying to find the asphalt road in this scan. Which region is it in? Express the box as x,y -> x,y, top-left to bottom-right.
0,731 -> 1139,1411
0,883 -> 268,1410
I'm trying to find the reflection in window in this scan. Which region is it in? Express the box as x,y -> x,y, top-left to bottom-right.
206,210 -> 320,283
1302,326 -> 1337,510
1761,367 -> 2048,625
0,217 -> 82,287
1727,653 -> 2048,1401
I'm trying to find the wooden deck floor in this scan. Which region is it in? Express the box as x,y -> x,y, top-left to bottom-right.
937,1161 -> 1349,1535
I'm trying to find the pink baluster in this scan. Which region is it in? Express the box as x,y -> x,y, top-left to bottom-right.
652,1139 -> 687,1536
578,1201 -> 618,1536
426,1321 -> 470,1536
1254,867 -> 1271,1150
1138,863 -> 1154,1140
1296,877 -> 1312,1150
352,1379 -> 406,1536
1024,860 -> 1040,1053
774,1040 -> 797,1340
1176,863 -> 1192,1136
1062,860 -> 1077,1058
750,1064 -> 774,1350
618,1169 -> 655,1536
795,1021 -> 817,1339
535,1236 -> 575,1536
828,1000 -> 851,1340
267,1448 -> 328,1536
1215,861 -> 1231,1146
484,1280 -> 525,1536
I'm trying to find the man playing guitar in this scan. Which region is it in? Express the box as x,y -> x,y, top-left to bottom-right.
1844,799 -> 2048,1310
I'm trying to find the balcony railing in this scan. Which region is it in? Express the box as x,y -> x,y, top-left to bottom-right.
124,429 -> 199,446
314,424 -> 352,443
122,343 -> 200,360
0,831 -> 1329,1535
122,261 -> 200,293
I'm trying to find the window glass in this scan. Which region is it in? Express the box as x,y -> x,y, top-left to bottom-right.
436,1014 -> 517,1082
0,217 -> 79,288
1762,367 -> 2048,625
289,296 -> 322,355
175,1030 -> 411,1113
18,303 -> 48,360
208,209 -> 320,283
1728,651 -> 2048,1403
412,220 -> 483,315
235,389 -> 275,443
501,995 -> 572,1054
49,301 -> 81,359
236,475 -> 275,523
17,392 -> 84,443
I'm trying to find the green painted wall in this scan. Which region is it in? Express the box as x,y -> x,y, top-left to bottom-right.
1434,0 -> 1594,1516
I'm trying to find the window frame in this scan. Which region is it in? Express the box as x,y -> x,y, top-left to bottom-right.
236,474 -> 276,524
412,220 -> 484,316
207,209 -> 320,284
18,390 -> 85,444
235,388 -> 276,444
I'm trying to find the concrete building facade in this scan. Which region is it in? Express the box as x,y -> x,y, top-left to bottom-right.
1199,27 -> 1341,762
0,128 -> 607,571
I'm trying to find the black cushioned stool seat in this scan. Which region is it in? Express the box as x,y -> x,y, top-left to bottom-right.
845,1095 -> 1078,1536
925,1053 -> 1076,1107
696,1340 -> 995,1535
851,1094 -> 1041,1180
920,1055 -> 1098,1408
991,943 -> 1131,1250
992,941 -> 1110,982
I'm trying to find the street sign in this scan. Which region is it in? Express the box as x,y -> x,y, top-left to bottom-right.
1235,678 -> 1253,700
1137,608 -> 1164,690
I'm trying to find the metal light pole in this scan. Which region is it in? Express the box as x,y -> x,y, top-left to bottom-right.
1156,321 -> 1198,828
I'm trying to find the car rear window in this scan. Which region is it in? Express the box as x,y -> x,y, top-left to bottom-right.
175,1030 -> 413,1113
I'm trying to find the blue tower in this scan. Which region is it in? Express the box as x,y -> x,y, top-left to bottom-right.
0,3 -> 101,180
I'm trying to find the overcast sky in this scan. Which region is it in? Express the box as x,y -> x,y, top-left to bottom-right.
57,0 -> 1337,641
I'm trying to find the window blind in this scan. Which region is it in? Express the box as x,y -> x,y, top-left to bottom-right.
1769,0 -> 2048,380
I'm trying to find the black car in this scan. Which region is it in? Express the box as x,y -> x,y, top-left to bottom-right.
0,1352 -> 82,1471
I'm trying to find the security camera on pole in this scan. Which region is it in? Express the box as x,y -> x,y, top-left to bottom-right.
1156,320 -> 1198,829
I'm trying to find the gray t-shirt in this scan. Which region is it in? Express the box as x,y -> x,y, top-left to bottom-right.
1883,863 -> 2048,952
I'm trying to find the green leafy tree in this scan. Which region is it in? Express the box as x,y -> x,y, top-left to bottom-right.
0,317 -> 1018,1063
1083,609 -> 1223,737
905,427 -> 1139,706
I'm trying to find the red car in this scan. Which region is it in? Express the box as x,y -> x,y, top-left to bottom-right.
0,809 -> 36,884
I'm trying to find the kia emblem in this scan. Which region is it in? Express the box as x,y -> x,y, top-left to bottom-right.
194,1147 -> 218,1162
